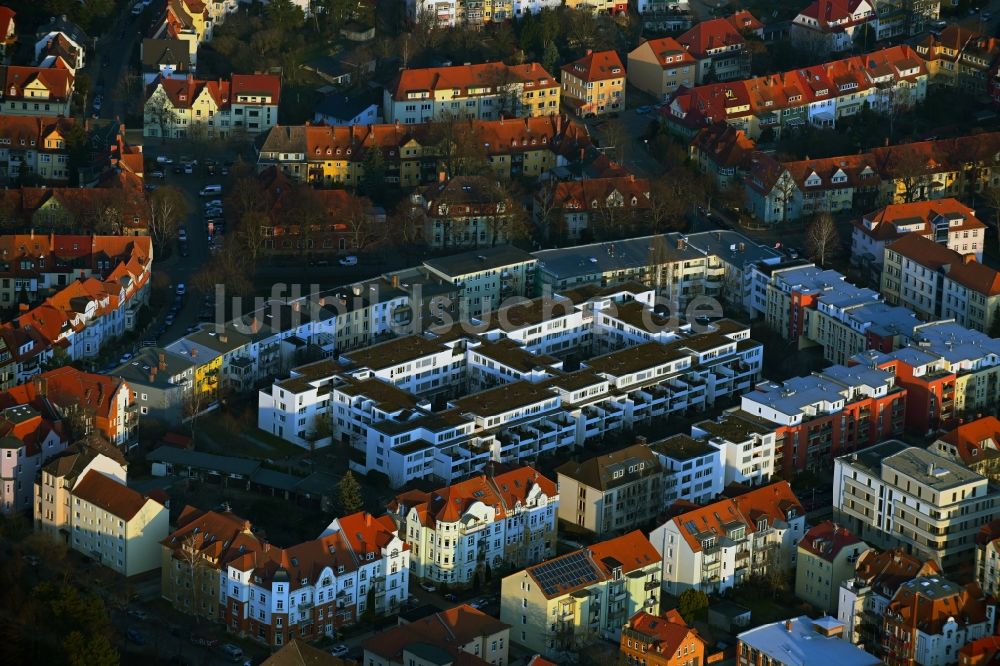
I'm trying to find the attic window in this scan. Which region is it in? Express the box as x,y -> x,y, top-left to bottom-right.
326,148 -> 332,155
337,565 -> 345,573
179,94 -> 186,101
315,148 -> 321,155
366,552 -> 375,561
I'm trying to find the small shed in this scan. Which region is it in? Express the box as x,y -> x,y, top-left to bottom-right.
708,600 -> 751,633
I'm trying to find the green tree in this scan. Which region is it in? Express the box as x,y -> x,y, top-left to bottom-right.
265,0 -> 305,31
362,586 -> 376,625
65,124 -> 90,187
360,147 -> 387,199
63,631 -> 118,666
337,471 -> 364,514
542,41 -> 560,76
990,305 -> 1000,337
677,588 -> 709,624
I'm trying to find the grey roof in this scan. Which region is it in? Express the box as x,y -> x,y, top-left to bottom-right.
849,302 -> 919,338
555,443 -> 662,491
141,38 -> 191,69
911,321 -> 1000,364
314,89 -> 380,122
840,440 -> 910,477
37,15 -> 88,44
259,125 -> 307,155
304,55 -> 351,79
110,347 -> 194,388
685,230 -> 782,269
710,600 -> 751,619
147,446 -> 261,477
737,616 -> 881,666
294,471 -> 339,496
423,244 -> 536,278
533,233 -> 703,281
882,445 -> 983,491
250,467 -> 302,493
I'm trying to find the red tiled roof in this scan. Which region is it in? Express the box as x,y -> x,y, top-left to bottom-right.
231,73 -> 281,104
636,37 -> 697,68
393,465 -> 556,529
796,0 -> 874,30
691,122 -> 755,169
727,9 -> 763,32
852,548 -> 941,596
672,481 -> 804,553
887,233 -> 1000,296
362,604 -> 507,663
562,49 -> 625,83
524,531 -> 659,599
149,74 -> 230,109
977,519 -> 1000,547
888,578 -> 990,636
678,18 -> 746,58
937,416 -> 1000,467
0,7 -> 15,41
335,511 -> 398,558
625,610 -> 703,659
959,636 -> 1000,665
2,64 -> 73,101
550,176 -> 650,211
798,521 -> 863,562
73,469 -> 155,520
390,62 -> 556,101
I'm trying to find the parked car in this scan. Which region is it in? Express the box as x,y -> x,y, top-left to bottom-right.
329,645 -> 349,657
220,644 -> 244,662
204,199 -> 223,209
127,608 -> 150,620
199,184 -> 222,196
131,2 -> 144,15
419,582 -> 436,592
126,628 -> 146,645
444,593 -> 459,602
176,282 -> 186,295
92,95 -> 103,113
155,155 -> 173,164
178,229 -> 187,241
148,170 -> 165,179
183,163 -> 194,174
338,255 -> 358,266
119,352 -> 133,364
204,207 -> 223,218
635,105 -> 652,115
190,633 -> 218,648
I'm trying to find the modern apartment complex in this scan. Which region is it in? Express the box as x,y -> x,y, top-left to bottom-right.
422,244 -> 537,319
555,443 -> 662,538
832,440 -> 1000,574
500,531 -> 661,660
650,481 -> 806,595
740,363 -> 907,475
689,409 -> 777,487
383,62 -> 559,124
390,465 -> 558,587
648,434 -> 724,507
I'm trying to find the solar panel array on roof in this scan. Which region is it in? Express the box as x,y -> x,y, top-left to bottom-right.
532,551 -> 601,597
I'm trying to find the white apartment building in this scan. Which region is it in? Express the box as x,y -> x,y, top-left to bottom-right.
390,465 -> 557,586
832,440 -> 1000,574
221,512 -> 409,647
648,434 -> 724,506
650,481 -> 806,595
976,520 -> 1000,599
690,409 -> 777,487
422,245 -> 537,320
407,0 -> 561,27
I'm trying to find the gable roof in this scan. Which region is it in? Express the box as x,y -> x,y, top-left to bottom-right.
888,577 -> 990,635
691,122 -> 755,169
523,530 -> 660,599
1,64 -> 74,101
231,73 -> 281,104
550,176 -> 651,212
634,37 -> 697,68
555,443 -> 661,491
362,605 -> 508,663
887,233 -> 1000,296
678,18 -> 746,58
937,416 -> 1000,467
671,481 -> 804,553
798,521 -> 864,562
389,61 -> 556,101
853,548 -> 941,598
625,610 -> 703,658
73,469 -> 158,520
141,38 -> 192,70
391,465 -> 556,528
262,640 -> 350,666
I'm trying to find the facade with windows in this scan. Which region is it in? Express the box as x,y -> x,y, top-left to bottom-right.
391,465 -> 557,586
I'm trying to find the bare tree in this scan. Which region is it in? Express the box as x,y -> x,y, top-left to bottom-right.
879,146 -> 933,203
602,119 -> 629,166
483,180 -> 529,247
984,187 -> 1000,254
805,212 -> 841,266
177,533 -> 204,613
149,187 -> 189,254
225,175 -> 263,225
342,197 -> 385,252
238,210 -> 270,266
144,87 -> 180,142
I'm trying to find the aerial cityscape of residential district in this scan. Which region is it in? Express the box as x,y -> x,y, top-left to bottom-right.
8,0 -> 1000,664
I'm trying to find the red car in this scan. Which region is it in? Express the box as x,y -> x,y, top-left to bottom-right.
190,633 -> 218,648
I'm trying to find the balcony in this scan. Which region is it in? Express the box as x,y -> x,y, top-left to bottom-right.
644,579 -> 661,591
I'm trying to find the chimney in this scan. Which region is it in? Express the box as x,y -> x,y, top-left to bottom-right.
391,274 -> 399,288
586,49 -> 593,56
438,171 -> 447,183
158,352 -> 166,371
785,620 -> 793,632
242,520 -> 252,533
365,513 -> 373,526
963,253 -> 975,264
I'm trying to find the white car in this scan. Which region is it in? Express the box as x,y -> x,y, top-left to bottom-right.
204,199 -> 223,209
131,3 -> 143,15
329,645 -> 349,657
156,155 -> 173,164
176,283 -> 186,296
419,582 -> 436,593
338,255 -> 358,266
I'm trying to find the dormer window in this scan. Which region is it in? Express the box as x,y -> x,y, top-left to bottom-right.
179,94 -> 186,101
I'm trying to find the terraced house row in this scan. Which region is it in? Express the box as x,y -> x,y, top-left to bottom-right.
0,235 -> 152,389
0,114 -> 75,183
665,45 -> 927,141
744,132 -> 1000,223
258,282 -> 765,487
257,113 -> 592,187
